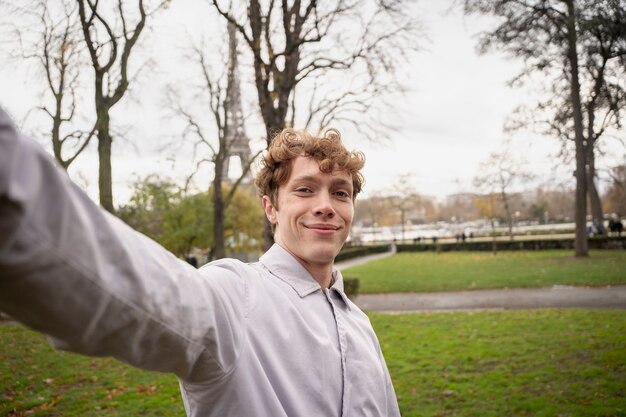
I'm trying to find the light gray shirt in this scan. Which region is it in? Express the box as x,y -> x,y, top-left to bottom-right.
0,109 -> 400,417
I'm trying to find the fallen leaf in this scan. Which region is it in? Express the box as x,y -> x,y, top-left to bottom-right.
136,384 -> 158,395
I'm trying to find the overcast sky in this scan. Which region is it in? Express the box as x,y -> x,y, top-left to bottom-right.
1,0 -> 624,205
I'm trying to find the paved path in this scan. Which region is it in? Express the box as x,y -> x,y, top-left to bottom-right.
336,249 -> 626,313
335,248 -> 396,270
353,285 -> 626,313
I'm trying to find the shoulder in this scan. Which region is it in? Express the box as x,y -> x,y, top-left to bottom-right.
196,258 -> 264,289
202,257 -> 265,275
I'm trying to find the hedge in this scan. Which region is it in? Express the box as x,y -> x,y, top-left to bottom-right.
396,236 -> 626,252
334,244 -> 391,262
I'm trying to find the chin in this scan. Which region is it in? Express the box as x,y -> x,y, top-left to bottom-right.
307,245 -> 341,264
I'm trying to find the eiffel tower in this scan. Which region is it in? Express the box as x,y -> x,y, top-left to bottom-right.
222,22 -> 253,184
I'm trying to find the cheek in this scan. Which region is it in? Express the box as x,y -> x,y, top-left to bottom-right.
341,205 -> 354,223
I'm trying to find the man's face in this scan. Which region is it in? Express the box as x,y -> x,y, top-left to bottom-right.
263,156 -> 354,269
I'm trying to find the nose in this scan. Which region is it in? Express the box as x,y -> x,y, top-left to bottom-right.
313,192 -> 335,218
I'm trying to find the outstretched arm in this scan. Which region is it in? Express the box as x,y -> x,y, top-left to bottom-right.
0,109 -> 244,383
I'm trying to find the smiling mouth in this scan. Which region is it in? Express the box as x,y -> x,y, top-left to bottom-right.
305,224 -> 340,231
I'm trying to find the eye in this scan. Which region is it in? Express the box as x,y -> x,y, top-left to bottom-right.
334,190 -> 351,199
295,187 -> 313,194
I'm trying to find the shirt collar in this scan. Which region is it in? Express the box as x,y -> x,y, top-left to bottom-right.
259,244 -> 351,309
330,269 -> 352,309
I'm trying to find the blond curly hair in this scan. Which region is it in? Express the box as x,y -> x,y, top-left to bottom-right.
255,128 -> 365,208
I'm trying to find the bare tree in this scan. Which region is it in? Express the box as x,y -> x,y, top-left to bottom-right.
5,0 -> 94,169
76,0 -> 167,212
388,174 -> 417,243
473,143 -> 533,240
531,185 -> 576,223
169,23 -> 262,260
579,1 -> 625,228
603,161 -> 626,216
210,0 -> 420,248
462,0 -> 626,256
298,68 -> 402,142
474,193 -> 499,254
438,193 -> 480,224
509,1 -> 626,232
354,191 -> 388,229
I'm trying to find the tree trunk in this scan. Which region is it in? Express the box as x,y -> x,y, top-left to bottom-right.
501,191 -> 513,240
565,0 -> 589,257
586,73 -> 605,235
213,158 -> 226,260
261,123 -> 283,250
587,146 -> 604,232
97,109 -> 114,213
52,109 -> 65,169
490,218 -> 497,255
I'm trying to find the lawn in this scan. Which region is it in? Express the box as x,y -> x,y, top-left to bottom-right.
2,309 -> 625,416
0,324 -> 184,416
372,309 -> 626,417
342,249 -> 626,293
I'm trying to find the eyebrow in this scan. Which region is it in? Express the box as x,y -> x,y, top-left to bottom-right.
291,175 -> 353,189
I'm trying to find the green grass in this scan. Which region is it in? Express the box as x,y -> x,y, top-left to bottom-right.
343,250 -> 626,293
2,310 -> 625,416
0,325 -> 184,416
371,309 -> 626,417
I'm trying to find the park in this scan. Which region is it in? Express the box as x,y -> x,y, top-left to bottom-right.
1,0 -> 626,416
2,246 -> 626,416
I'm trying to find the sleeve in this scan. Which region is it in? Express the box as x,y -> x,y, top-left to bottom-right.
380,350 -> 401,417
0,109 -> 246,384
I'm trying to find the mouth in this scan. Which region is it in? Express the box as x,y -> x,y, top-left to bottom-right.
304,223 -> 341,231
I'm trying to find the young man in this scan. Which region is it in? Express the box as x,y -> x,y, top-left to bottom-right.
0,108 -> 400,417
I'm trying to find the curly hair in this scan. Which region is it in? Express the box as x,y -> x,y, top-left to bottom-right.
255,128 -> 365,208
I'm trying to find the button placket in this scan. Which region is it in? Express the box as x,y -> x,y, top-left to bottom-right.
324,288 -> 348,417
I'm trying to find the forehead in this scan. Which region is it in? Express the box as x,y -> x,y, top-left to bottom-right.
286,156 -> 352,186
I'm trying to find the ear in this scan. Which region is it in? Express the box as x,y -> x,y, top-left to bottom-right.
262,195 -> 278,225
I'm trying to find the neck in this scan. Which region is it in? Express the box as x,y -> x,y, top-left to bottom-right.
277,244 -> 335,288
301,262 -> 334,289
290,252 -> 334,288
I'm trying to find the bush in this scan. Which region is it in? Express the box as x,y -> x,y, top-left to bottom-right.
335,244 -> 391,262
396,236 -> 626,252
342,277 -> 360,299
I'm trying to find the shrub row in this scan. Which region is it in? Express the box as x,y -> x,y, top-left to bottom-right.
336,245 -> 391,299
342,277 -> 360,299
334,244 -> 391,262
396,236 -> 626,252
